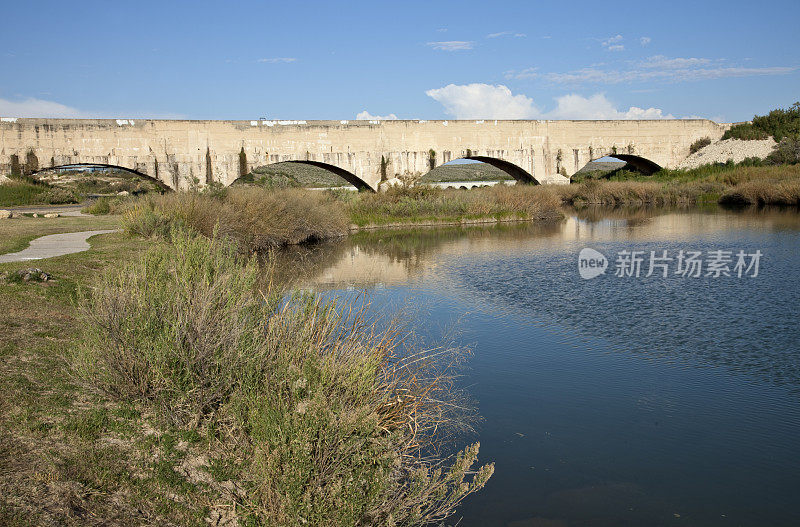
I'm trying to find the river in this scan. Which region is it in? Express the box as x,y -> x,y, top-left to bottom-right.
276,207 -> 800,527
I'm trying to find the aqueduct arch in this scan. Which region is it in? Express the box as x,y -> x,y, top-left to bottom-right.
461,156 -> 539,184
598,154 -> 662,175
31,163 -> 172,191
0,118 -> 730,191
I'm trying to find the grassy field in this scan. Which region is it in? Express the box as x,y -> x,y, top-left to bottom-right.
0,229 -> 214,525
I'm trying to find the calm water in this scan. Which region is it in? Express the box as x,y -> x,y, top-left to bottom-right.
280,207 -> 800,527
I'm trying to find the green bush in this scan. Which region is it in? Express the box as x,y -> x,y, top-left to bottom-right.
766,137 -> 800,165
0,180 -> 48,206
689,137 -> 711,154
723,102 -> 800,141
74,229 -> 493,526
40,187 -> 79,204
82,197 -> 113,215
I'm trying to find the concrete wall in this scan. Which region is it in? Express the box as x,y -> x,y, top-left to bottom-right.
0,118 -> 730,190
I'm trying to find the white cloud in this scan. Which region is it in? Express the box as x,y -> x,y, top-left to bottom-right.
506,55 -> 797,84
546,93 -> 673,119
487,31 -> 526,38
0,96 -> 87,118
356,110 -> 397,120
427,41 -> 474,51
257,57 -> 296,63
640,36 -> 651,46
601,35 -> 624,51
639,55 -> 710,69
425,84 -> 539,119
425,83 -> 675,120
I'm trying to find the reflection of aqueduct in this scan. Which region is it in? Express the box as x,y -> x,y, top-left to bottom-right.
0,118 -> 730,191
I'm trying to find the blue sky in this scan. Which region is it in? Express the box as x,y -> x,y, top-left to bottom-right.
1,0 -> 798,122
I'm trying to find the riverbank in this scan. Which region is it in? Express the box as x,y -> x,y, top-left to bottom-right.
0,219 -> 493,526
109,163 -> 800,252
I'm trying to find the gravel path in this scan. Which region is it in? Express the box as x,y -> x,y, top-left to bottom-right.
0,230 -> 118,263
678,138 -> 776,169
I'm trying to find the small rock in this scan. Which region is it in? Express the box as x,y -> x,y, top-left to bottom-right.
43,212 -> 59,218
0,209 -> 11,219
117,190 -> 130,196
7,267 -> 52,284
32,213 -> 39,218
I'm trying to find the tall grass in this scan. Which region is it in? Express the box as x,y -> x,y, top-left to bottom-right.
0,178 -> 78,206
348,184 -> 562,226
73,229 -> 493,526
551,165 -> 800,206
123,187 -> 349,250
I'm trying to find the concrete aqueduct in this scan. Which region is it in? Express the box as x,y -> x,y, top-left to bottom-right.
0,118 -> 730,190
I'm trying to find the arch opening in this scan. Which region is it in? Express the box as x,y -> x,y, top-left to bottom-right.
235,160 -> 374,192
419,157 -> 537,187
31,163 -> 170,193
606,154 -> 662,175
572,155 -> 662,182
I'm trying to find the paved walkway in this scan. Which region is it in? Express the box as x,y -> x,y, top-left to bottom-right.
2,204 -> 87,217
0,230 -> 118,263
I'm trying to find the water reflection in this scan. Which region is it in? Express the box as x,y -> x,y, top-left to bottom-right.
279,207 -> 800,290
273,207 -> 800,527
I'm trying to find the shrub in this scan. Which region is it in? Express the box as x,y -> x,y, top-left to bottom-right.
722,102 -> 800,141
349,184 -> 562,226
122,188 -> 349,250
689,137 -> 711,154
74,230 -> 494,526
722,124 -> 770,141
766,137 -> 800,165
0,180 -> 48,206
82,197 -> 112,215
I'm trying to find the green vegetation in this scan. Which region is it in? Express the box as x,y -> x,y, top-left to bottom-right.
348,184 -> 562,227
122,187 -> 349,250
73,229 -> 493,525
1,167 -> 163,207
0,175 -> 78,206
722,102 -> 800,141
690,136 -> 712,154
556,164 -> 800,207
766,137 -> 800,165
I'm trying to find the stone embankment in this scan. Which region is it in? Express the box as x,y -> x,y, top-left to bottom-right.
678,138 -> 777,169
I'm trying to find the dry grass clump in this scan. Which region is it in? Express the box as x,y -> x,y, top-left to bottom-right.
122,187 -> 348,250
555,164 -> 800,207
720,180 -> 800,206
73,230 -> 493,525
553,180 -> 694,206
348,184 -> 562,226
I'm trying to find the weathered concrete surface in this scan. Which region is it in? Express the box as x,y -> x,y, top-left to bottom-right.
0,229 -> 118,263
0,118 -> 730,191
